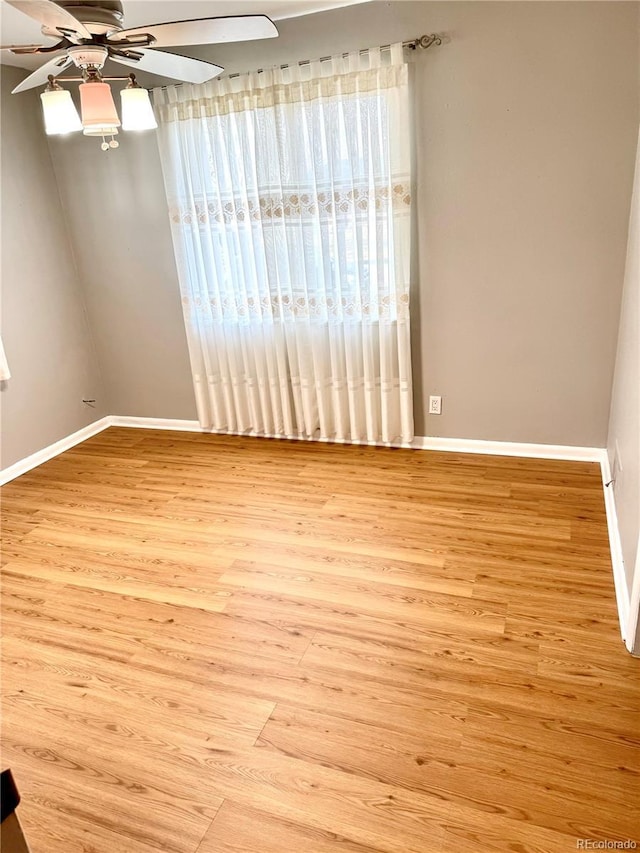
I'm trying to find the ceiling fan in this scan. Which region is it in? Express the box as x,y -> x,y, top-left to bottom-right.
2,0 -> 279,93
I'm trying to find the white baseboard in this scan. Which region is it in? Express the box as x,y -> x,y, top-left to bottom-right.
599,452 -> 631,642
412,435 -> 605,463
0,416 -> 111,486
1,415 -> 630,648
109,416 -> 203,432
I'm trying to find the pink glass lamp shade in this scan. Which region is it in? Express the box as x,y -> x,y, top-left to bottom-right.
79,80 -> 121,130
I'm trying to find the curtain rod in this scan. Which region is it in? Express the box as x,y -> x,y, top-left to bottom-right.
156,34 -> 442,89
228,33 -> 443,78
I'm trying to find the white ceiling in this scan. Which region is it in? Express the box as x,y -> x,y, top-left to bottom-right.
0,0 -> 367,69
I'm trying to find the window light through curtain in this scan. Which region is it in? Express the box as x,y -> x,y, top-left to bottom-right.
154,43 -> 413,445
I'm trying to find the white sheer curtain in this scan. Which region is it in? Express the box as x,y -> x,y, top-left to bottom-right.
154,43 -> 413,444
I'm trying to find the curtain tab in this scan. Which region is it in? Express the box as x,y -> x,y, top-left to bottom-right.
390,42 -> 404,67
367,46 -> 381,70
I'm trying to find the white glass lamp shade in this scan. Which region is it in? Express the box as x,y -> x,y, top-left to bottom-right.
120,86 -> 157,131
40,89 -> 82,135
79,81 -> 120,129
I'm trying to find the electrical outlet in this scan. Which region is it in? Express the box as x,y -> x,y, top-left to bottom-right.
429,395 -> 442,415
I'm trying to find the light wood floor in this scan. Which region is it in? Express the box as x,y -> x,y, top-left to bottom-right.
1,428 -> 639,853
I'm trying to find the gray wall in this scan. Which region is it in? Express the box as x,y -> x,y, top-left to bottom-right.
45,1 -> 639,444
48,132 -> 195,420
0,66 -> 105,470
608,126 -> 639,604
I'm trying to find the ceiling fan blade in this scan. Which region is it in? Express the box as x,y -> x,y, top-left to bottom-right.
4,0 -> 91,40
109,15 -> 277,49
0,43 -> 50,52
109,48 -> 223,85
11,54 -> 73,93
2,38 -> 69,55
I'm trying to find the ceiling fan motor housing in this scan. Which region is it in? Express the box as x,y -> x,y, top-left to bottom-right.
68,45 -> 108,69
43,1 -> 124,37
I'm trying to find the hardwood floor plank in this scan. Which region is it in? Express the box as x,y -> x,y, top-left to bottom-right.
197,799 -> 388,853
2,635 -> 277,749
173,745 -> 579,853
1,570 -> 316,667
128,645 -> 470,743
322,494 -> 573,541
3,558 -> 231,611
1,735 -> 221,853
256,705 -> 635,839
219,561 -> 506,631
17,799 -> 173,853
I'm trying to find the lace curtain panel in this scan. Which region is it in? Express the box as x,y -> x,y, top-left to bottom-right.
154,43 -> 413,444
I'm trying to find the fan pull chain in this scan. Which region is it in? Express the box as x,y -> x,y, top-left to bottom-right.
100,134 -> 119,151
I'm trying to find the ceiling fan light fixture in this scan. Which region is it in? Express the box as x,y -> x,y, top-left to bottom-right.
40,85 -> 82,135
120,77 -> 157,131
79,79 -> 120,130
7,0 -> 282,147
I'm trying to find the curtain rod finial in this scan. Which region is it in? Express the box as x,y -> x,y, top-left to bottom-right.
415,34 -> 442,50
